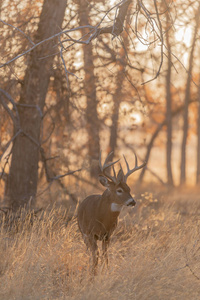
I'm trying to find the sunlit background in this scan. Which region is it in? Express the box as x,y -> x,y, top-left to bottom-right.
0,0 -> 200,206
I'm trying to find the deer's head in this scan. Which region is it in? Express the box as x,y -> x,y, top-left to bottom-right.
98,151 -> 146,210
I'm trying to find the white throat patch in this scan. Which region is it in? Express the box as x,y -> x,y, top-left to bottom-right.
111,203 -> 122,212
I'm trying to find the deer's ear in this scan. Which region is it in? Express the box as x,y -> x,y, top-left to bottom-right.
99,175 -> 110,187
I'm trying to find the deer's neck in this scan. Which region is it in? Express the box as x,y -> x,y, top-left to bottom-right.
93,190 -> 120,239
100,190 -> 121,216
110,202 -> 122,212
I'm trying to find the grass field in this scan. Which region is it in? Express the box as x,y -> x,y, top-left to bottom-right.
0,188 -> 200,300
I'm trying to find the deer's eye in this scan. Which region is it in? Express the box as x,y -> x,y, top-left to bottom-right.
116,188 -> 123,195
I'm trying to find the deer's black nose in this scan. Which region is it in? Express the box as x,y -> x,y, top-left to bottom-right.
126,198 -> 136,207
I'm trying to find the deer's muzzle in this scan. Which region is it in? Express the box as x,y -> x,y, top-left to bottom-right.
126,198 -> 136,207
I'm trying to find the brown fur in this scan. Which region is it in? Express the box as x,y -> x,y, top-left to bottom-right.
77,183 -> 135,274
77,152 -> 146,275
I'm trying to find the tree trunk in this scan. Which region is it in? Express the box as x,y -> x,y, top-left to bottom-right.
5,0 -> 67,210
138,102 -> 194,184
165,9 -> 174,186
109,81 -> 123,159
109,24 -> 130,160
180,6 -> 200,185
196,73 -> 200,184
78,1 -> 100,177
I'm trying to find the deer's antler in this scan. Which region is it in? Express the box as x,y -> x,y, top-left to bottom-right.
99,151 -> 120,184
123,152 -> 146,182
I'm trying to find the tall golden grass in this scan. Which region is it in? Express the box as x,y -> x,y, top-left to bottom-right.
0,190 -> 200,300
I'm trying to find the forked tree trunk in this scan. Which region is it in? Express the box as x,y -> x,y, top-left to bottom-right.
78,1 -> 100,177
138,103 -> 194,184
5,0 -> 67,210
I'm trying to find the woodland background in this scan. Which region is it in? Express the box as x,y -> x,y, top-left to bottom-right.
1,0 -> 200,211
0,1 -> 200,299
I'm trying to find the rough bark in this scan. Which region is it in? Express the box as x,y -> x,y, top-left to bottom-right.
165,9 -> 174,186
180,6 -> 200,185
79,1 -> 100,177
109,16 -> 130,160
109,70 -> 125,160
5,0 -> 67,210
196,74 -> 200,184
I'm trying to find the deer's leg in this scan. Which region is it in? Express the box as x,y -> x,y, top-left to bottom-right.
92,239 -> 99,275
86,236 -> 99,275
102,237 -> 109,266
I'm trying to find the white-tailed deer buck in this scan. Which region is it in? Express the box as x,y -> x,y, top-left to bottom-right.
77,151 -> 146,274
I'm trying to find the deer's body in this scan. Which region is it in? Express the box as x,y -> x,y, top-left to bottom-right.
77,151 -> 146,274
78,192 -> 120,241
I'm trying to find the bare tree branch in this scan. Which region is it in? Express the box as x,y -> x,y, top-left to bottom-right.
0,89 -> 20,129
0,25 -> 95,68
0,1 -> 132,68
40,147 -> 81,183
0,18 -> 35,45
0,129 -> 22,163
91,0 -> 132,40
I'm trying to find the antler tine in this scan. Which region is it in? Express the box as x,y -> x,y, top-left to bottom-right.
116,163 -> 125,183
99,151 -> 120,183
134,151 -> 138,168
112,165 -> 117,179
104,151 -> 115,166
99,150 -> 103,172
123,155 -> 129,173
103,151 -> 120,171
123,153 -> 146,182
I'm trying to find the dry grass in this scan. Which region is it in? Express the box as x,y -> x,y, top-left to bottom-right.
0,190 -> 200,300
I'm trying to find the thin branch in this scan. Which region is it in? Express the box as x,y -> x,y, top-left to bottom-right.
141,0 -> 165,85
0,153 -> 11,181
92,0 -> 132,40
41,117 -> 55,145
0,25 -> 95,68
16,103 -> 43,118
72,173 -> 102,191
0,89 -> 20,129
0,1 -> 133,68
51,169 -> 82,181
40,147 -> 81,183
0,95 -> 16,125
0,19 -> 35,46
22,131 -> 40,147
0,129 -> 22,163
